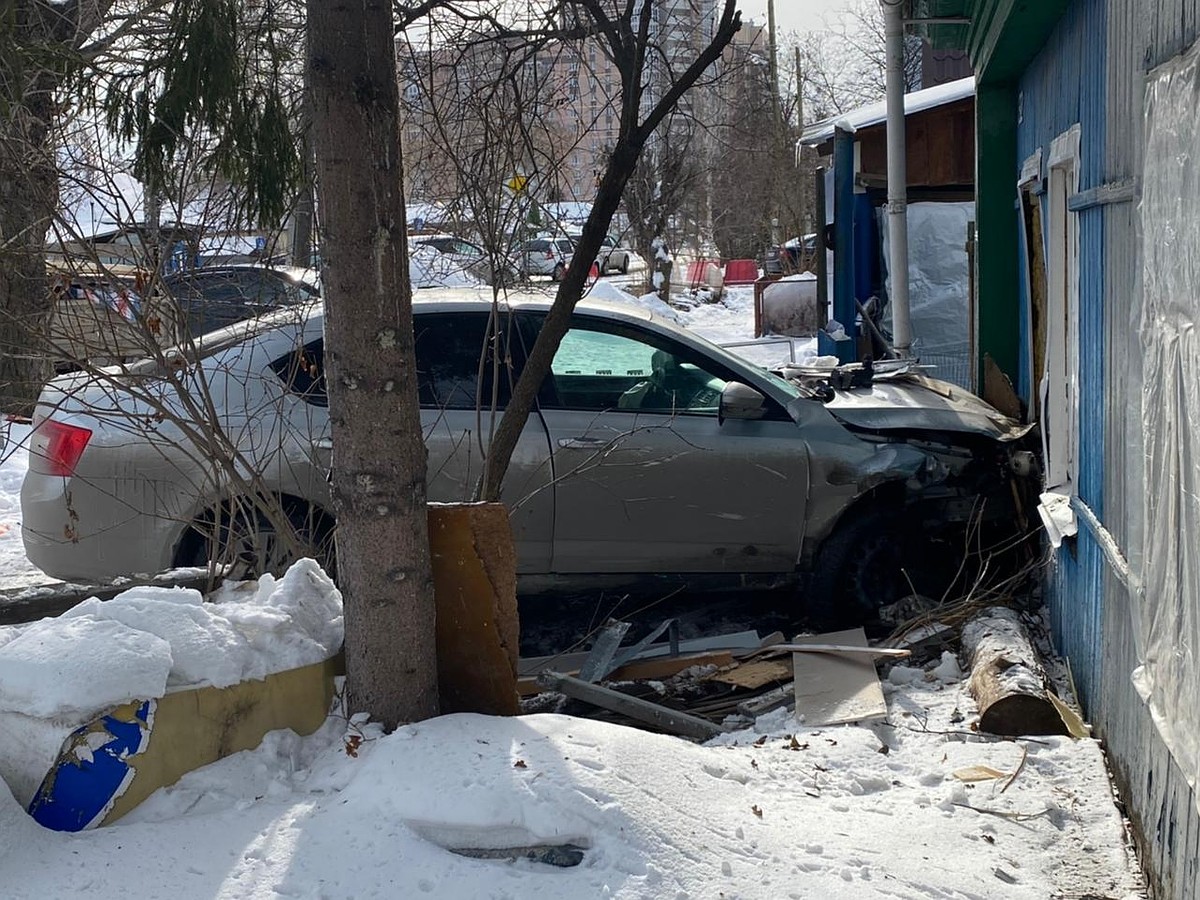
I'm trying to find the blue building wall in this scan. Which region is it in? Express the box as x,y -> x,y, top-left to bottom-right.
1015,0 -> 1108,706
1008,0 -> 1200,892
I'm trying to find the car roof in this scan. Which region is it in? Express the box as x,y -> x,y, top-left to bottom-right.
165,264 -> 317,285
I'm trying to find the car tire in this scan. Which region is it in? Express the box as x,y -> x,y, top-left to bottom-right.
552,263 -> 566,282
807,509 -> 914,630
176,497 -> 336,581
619,255 -> 629,275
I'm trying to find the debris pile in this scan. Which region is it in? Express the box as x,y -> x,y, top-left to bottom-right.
522,608 -> 1084,741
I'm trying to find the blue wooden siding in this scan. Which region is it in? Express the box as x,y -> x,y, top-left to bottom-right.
1015,0 -> 1108,703
1011,0 -> 1200,890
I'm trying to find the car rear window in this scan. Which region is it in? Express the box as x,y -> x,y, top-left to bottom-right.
269,312 -> 514,409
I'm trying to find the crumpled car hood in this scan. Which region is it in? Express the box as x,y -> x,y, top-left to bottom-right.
823,374 -> 1033,441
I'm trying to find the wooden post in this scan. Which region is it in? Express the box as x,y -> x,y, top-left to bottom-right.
429,503 -> 520,716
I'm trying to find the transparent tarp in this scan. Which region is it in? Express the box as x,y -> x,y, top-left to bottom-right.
880,202 -> 975,390
1136,41 -> 1200,803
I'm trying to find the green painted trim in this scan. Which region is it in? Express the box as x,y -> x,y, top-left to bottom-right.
965,0 -> 1072,84
975,83 -> 1021,386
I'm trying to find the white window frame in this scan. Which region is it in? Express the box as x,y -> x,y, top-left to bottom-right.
1036,126 -> 1081,546
1043,126 -> 1081,494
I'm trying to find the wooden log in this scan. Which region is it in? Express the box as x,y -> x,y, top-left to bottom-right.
962,607 -> 1070,737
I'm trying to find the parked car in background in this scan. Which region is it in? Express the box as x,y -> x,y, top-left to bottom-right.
763,234 -> 817,276
563,233 -> 640,276
412,234 -> 517,286
520,237 -> 574,281
46,264 -> 183,370
21,293 -> 1035,624
162,265 -> 319,338
599,235 -> 640,275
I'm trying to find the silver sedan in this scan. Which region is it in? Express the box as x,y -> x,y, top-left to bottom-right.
20,293 -> 1033,619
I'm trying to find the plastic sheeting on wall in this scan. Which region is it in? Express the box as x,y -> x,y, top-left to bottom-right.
1134,41 -> 1200,809
879,202 -> 975,390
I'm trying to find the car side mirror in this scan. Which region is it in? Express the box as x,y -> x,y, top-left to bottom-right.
719,381 -> 767,423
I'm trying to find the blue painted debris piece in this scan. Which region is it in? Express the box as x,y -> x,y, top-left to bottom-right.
28,699 -> 156,832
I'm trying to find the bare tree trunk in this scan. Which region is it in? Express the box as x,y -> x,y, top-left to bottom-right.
0,45 -> 60,414
291,89 -> 315,268
306,0 -> 437,727
650,236 -> 673,305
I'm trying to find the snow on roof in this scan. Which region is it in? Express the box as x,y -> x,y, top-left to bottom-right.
799,76 -> 975,147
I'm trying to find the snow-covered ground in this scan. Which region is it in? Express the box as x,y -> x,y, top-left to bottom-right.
0,421 -> 48,592
0,281 -> 1146,899
0,567 -> 1144,899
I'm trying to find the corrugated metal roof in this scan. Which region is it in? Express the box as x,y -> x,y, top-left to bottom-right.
798,76 -> 976,147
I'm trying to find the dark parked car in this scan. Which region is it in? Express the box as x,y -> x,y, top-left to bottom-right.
163,265 -> 320,338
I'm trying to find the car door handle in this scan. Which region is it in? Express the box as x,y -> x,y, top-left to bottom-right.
558,436 -> 608,450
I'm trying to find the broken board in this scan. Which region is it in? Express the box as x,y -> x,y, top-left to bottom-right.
707,658 -> 793,690
791,628 -> 887,727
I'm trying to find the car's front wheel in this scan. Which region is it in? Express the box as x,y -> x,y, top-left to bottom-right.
807,508 -> 924,630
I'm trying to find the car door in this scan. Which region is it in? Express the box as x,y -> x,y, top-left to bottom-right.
278,311 -> 555,572
412,311 -> 555,571
523,313 -> 811,575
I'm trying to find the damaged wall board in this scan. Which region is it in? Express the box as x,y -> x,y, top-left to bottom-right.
791,628 -> 888,727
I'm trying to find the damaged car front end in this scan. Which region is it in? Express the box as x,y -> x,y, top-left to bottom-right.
782,358 -> 1040,623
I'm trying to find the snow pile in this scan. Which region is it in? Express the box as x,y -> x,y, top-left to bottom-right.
680,285 -> 817,369
0,560 -> 342,807
586,279 -> 680,322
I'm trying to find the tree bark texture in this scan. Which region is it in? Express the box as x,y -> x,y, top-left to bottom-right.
0,2 -> 80,414
962,607 -> 1069,737
306,0 -> 437,727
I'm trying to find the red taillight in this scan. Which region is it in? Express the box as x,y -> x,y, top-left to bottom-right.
37,420 -> 93,477
545,251 -> 555,259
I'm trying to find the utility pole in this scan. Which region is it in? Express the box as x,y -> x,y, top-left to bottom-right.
767,0 -> 784,246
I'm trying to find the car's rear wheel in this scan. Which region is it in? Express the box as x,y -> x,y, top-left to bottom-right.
552,262 -> 566,281
619,255 -> 629,275
175,497 -> 336,582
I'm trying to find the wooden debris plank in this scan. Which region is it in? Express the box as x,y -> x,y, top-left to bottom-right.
517,650 -> 733,697
791,628 -> 888,727
773,643 -> 911,658
537,671 -> 725,741
706,658 -> 793,689
517,631 -> 760,676
737,683 -> 795,718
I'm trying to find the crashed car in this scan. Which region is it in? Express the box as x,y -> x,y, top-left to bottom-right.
20,294 -> 1035,622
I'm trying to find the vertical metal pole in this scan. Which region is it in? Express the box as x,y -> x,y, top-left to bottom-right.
883,0 -> 912,355
833,126 -> 857,348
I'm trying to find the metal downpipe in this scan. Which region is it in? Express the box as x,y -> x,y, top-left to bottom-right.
883,0 -> 913,356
